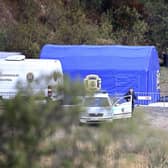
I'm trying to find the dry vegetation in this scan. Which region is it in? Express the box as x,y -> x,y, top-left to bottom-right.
40,109 -> 168,168
0,0 -> 168,167
0,0 -> 168,57
160,67 -> 168,95
38,68 -> 168,168
1,75 -> 168,167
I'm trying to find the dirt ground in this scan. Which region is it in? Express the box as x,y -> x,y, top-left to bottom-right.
137,67 -> 168,131
137,106 -> 168,131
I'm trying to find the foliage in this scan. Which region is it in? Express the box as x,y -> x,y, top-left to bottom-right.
0,0 -> 167,55
2,0 -> 167,55
0,0 -> 151,56
144,0 -> 168,52
111,6 -> 148,45
16,0 -> 40,22
49,108 -> 168,168
1,1 -> 168,167
0,76 -> 168,167
0,29 -> 7,50
42,0 -> 115,44
45,2 -> 99,44
5,22 -> 49,58
0,77 -> 84,168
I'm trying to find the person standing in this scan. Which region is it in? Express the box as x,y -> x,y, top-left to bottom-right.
125,88 -> 137,112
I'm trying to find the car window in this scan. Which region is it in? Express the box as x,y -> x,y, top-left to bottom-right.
63,95 -> 83,105
84,97 -> 110,107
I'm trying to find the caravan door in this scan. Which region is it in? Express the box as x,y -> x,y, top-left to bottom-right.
112,95 -> 132,119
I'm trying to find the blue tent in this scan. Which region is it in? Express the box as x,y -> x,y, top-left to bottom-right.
40,44 -> 160,104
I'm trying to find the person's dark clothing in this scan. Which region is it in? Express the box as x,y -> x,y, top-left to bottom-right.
125,90 -> 137,112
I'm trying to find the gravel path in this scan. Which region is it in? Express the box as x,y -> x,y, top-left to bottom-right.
135,67 -> 168,131
138,106 -> 168,131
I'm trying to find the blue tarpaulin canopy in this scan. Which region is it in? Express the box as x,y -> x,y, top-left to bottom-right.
40,44 -> 160,104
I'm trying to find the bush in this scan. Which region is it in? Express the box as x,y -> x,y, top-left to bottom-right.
0,29 -> 7,50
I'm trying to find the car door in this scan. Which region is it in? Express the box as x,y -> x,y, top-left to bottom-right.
112,95 -> 132,119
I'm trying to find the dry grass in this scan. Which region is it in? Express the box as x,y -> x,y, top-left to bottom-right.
38,107 -> 168,168
160,67 -> 168,94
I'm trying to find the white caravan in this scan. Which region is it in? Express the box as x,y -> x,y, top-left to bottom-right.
0,55 -> 63,99
0,52 -> 22,59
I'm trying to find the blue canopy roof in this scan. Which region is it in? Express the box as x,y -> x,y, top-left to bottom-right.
40,44 -> 160,105
40,44 -> 159,71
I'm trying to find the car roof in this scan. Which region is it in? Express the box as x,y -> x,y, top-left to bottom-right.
85,92 -> 109,98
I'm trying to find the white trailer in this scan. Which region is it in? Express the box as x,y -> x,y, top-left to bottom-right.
0,55 -> 63,99
0,52 -> 22,59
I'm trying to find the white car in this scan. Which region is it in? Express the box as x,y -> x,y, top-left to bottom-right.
80,92 -> 113,124
79,92 -> 132,124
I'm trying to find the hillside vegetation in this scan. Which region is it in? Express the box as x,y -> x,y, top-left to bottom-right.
0,0 -> 168,57
1,1 -> 168,168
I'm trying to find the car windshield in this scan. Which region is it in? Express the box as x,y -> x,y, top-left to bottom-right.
63,95 -> 83,105
84,97 -> 110,107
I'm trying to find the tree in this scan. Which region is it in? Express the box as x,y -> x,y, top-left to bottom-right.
0,29 -> 7,50
5,21 -> 49,58
143,0 -> 168,52
0,76 -> 83,168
